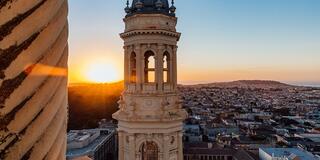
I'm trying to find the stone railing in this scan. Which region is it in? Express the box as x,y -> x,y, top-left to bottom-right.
126,83 -> 176,94
163,83 -> 173,93
142,83 -> 157,94
126,83 -> 136,93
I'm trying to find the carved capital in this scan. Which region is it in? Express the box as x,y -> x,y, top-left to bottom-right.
129,135 -> 135,141
134,44 -> 141,51
164,135 -> 170,141
157,43 -> 165,49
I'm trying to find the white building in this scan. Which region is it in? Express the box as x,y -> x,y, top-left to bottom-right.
112,0 -> 187,160
66,129 -> 117,160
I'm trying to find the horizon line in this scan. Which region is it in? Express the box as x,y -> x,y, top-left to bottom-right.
68,79 -> 320,87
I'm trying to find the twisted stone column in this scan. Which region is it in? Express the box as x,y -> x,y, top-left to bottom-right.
0,0 -> 68,159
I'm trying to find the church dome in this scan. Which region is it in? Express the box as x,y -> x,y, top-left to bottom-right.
125,0 -> 176,17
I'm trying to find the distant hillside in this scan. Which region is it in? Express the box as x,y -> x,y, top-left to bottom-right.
187,80 -> 295,89
68,81 -> 123,130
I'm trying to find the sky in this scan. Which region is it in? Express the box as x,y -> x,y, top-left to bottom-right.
68,0 -> 320,86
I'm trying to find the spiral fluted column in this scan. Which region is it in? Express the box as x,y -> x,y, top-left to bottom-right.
0,0 -> 69,159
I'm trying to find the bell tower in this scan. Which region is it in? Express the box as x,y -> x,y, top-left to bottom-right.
112,0 -> 187,160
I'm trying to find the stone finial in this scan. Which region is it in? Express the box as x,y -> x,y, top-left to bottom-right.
155,0 -> 163,10
125,0 -> 131,13
135,0 -> 144,11
169,0 -> 176,14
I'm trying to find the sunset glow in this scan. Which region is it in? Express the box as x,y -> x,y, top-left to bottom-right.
85,63 -> 119,83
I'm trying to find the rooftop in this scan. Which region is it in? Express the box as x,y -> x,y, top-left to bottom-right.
66,129 -> 115,158
298,134 -> 320,143
260,148 -> 318,160
184,148 -> 255,160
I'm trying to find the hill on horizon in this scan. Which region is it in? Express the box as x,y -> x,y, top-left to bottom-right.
69,80 -> 294,87
187,80 -> 295,89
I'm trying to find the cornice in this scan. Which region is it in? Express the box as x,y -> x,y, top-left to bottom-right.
120,29 -> 181,41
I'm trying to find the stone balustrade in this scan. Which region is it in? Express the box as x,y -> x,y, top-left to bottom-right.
126,83 -> 175,94
142,83 -> 157,94
163,83 -> 173,93
126,83 -> 137,93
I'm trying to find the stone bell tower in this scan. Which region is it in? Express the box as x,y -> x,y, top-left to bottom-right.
112,0 -> 187,160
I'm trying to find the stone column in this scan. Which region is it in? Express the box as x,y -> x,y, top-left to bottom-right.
134,44 -> 142,91
163,135 -> 170,160
118,131 -> 124,160
156,44 -> 165,91
129,135 -> 136,159
169,47 -> 173,86
172,46 -> 178,89
178,132 -> 184,160
141,52 -> 146,84
136,151 -> 141,160
167,55 -> 171,85
124,46 -> 129,88
144,56 -> 149,83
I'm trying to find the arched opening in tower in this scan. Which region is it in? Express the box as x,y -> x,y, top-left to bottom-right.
144,51 -> 155,83
140,141 -> 159,160
163,51 -> 170,83
130,52 -> 137,83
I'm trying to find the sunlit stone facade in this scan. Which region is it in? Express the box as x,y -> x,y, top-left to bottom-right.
113,1 -> 187,160
0,0 -> 68,159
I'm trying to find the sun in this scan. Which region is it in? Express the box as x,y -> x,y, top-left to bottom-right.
85,63 -> 119,83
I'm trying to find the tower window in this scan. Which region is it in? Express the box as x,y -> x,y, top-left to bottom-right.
163,52 -> 170,83
144,51 -> 155,83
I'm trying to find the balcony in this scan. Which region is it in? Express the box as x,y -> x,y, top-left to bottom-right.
126,83 -> 175,94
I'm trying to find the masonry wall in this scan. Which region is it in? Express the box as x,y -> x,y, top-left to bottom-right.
0,0 -> 68,159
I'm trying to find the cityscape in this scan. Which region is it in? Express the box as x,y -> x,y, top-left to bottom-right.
65,80 -> 320,160
181,80 -> 320,159
0,0 -> 320,160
